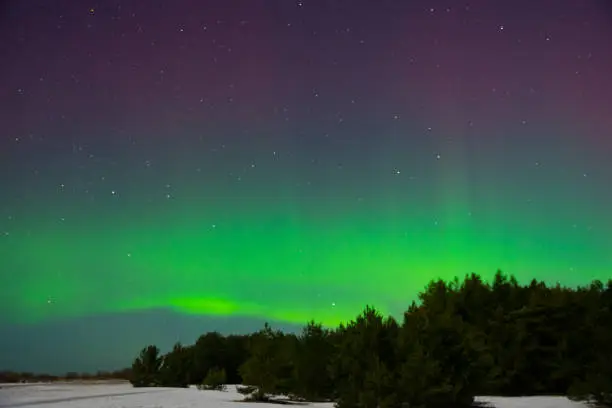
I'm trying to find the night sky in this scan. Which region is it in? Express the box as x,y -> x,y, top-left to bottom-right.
1,0 -> 612,374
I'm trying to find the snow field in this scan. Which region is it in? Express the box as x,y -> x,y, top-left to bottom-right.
0,383 -> 587,408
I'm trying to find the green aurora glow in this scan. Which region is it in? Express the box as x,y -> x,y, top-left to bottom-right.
3,194 -> 609,326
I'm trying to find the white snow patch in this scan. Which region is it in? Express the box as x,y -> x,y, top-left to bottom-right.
476,395 -> 587,408
0,383 -> 588,408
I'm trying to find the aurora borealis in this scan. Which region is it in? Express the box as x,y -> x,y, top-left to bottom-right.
1,0 -> 612,373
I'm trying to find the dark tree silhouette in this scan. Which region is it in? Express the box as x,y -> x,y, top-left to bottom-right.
125,272 -> 612,407
130,345 -> 162,387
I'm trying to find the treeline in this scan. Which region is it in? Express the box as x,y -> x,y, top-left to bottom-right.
0,368 -> 132,383
131,271 -> 612,407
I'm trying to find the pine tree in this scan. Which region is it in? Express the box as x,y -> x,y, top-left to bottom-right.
239,323 -> 293,401
130,345 -> 162,387
397,304 -> 490,407
292,321 -> 335,401
224,335 -> 250,384
331,306 -> 400,408
568,280 -> 612,406
159,342 -> 192,387
192,332 -> 227,385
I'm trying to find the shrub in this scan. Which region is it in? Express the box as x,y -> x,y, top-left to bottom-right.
236,384 -> 258,395
198,367 -> 227,391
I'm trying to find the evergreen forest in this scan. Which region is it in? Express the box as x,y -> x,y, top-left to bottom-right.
129,271 -> 612,407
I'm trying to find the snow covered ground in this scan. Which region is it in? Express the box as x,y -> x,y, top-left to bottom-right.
0,382 -> 588,408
